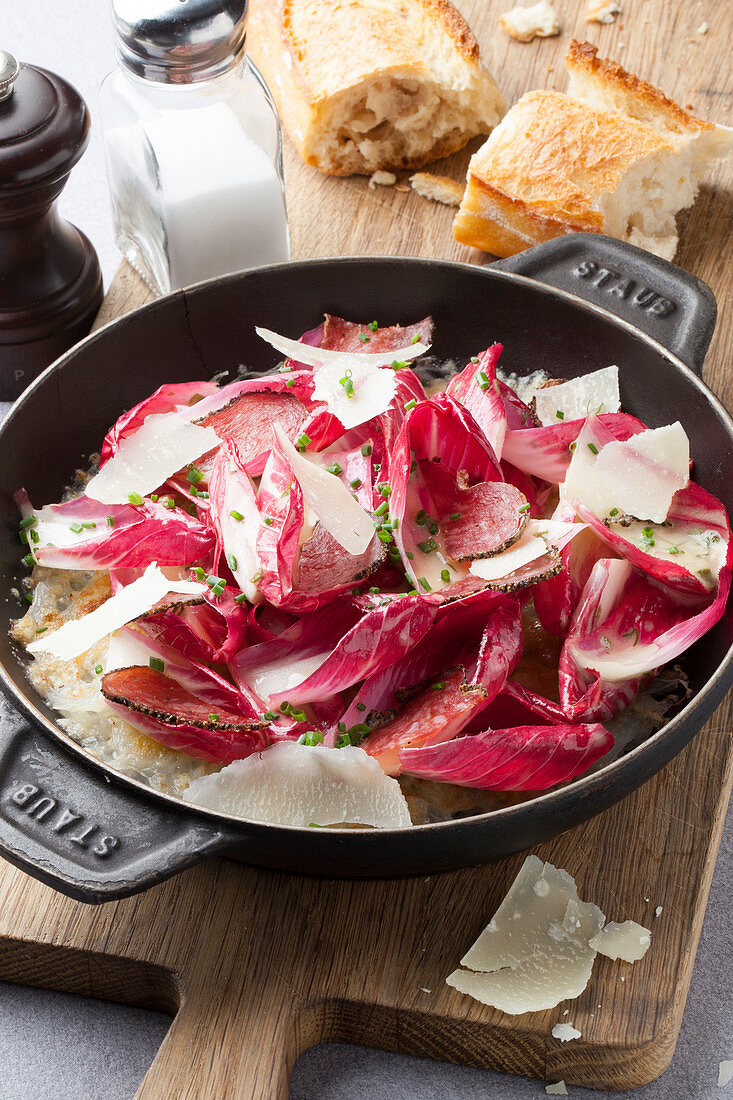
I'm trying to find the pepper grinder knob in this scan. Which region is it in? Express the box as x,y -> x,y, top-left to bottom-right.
0,56 -> 103,398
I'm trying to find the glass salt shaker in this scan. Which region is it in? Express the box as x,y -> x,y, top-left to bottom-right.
99,0 -> 289,296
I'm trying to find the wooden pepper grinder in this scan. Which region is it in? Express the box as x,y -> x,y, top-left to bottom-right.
0,51 -> 103,399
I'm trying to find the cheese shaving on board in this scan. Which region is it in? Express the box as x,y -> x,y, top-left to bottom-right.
85,414 -> 220,504
255,326 -> 429,368
274,425 -> 374,554
446,855 -> 605,1014
551,1021 -> 582,1041
311,357 -> 398,430
534,366 -> 620,426
182,741 -> 412,827
588,920 -> 651,961
28,564 -> 205,660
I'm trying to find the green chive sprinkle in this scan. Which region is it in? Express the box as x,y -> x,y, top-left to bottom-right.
587,442 -> 599,455
107,516 -> 115,527
19,516 -> 37,530
519,504 -> 530,514
406,551 -> 414,560
377,529 -> 393,544
416,510 -> 427,526
186,467 -> 203,485
356,702 -> 367,712
470,356 -> 479,364
609,508 -> 619,517
427,521 -> 439,536
163,497 -> 175,510
358,333 -> 370,344
441,569 -> 451,582
70,523 -> 83,534
25,593 -> 33,604
368,586 -> 380,594
326,463 -> 342,476
94,663 -> 102,674
227,554 -> 238,571
379,483 -> 392,497
264,710 -> 278,722
477,371 -> 490,390
668,546 -> 680,555
263,516 -> 273,526
280,701 -> 291,714
337,733 -> 351,748
404,399 -> 417,412
411,333 -> 420,344
432,682 -> 446,691
555,410 -> 565,420
449,512 -> 461,522
391,359 -> 408,371
128,491 -> 144,505
209,713 -> 219,723
361,444 -> 372,457
22,553 -> 34,567
296,432 -> 311,452
368,320 -> 379,332
149,657 -> 165,673
29,530 -> 39,544
286,379 -> 297,388
339,376 -> 355,398
418,576 -> 431,591
19,530 -> 28,545
568,441 -> 577,453
234,593 -> 248,604
81,521 -> 96,529
350,478 -> 362,489
374,501 -> 388,517
230,509 -> 244,522
150,494 -> 159,502
417,538 -> 437,554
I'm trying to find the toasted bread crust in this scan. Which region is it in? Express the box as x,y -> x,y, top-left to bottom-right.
565,40 -> 712,134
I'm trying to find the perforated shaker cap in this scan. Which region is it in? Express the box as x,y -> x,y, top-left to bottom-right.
112,0 -> 248,84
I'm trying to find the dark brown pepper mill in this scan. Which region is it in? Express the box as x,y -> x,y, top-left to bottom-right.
0,51 -> 103,399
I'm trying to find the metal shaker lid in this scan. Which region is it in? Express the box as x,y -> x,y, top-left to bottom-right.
0,60 -> 89,192
112,0 -> 248,84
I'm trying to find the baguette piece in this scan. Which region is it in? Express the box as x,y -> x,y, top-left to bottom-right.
248,0 -> 506,176
499,0 -> 561,42
453,41 -> 733,260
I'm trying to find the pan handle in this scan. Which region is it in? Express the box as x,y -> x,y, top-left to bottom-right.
491,234 -> 716,376
0,699 -> 239,903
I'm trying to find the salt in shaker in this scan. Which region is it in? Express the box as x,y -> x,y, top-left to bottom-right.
99,0 -> 290,296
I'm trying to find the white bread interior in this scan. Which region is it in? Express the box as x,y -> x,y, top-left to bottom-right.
249,0 -> 506,176
453,41 -> 733,259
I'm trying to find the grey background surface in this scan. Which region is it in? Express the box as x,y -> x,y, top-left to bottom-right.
0,2 -> 731,1097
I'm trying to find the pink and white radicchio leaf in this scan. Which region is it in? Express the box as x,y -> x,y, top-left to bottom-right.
100,380 -> 219,465
502,412 -> 646,483
446,344 -> 507,459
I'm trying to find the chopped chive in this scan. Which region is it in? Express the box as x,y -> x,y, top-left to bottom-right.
150,494 -> 159,502
286,379 -> 297,388
668,546 -> 680,555
308,822 -> 324,828
208,713 -> 219,723
189,487 -> 199,498
339,376 -> 355,398
350,478 -> 362,489
417,538 -> 437,554
642,526 -> 654,537
163,497 -> 176,510
346,722 -> 370,744
609,507 -> 619,518
234,593 -> 248,604
374,501 -> 388,517
296,432 -> 311,452
555,410 -> 565,420
193,567 -> 206,580
378,483 -> 392,497
81,521 -> 96,529
278,363 -> 293,373
94,663 -> 102,674
356,701 -> 367,712
441,569 -> 451,582
19,530 -> 28,545
519,503 -> 530,514
107,516 -> 115,527
427,521 -> 439,536
405,551 -> 414,560
337,721 -> 347,732
230,509 -> 244,521
29,530 -> 39,544
391,359 -> 408,371
280,701 -> 290,714
477,371 -> 490,390
416,510 -> 427,525
432,681 -> 446,691
337,733 -> 351,748
351,587 -> 360,595
70,523 -> 83,534
22,553 -> 34,567
368,586 -> 380,594
227,554 -> 238,572
411,333 -> 420,344
377,529 -> 393,544
35,626 -> 47,635
361,444 -> 372,457
404,399 -> 417,412
587,442 -> 599,455
368,320 -> 379,332
186,467 -> 204,485
149,657 -> 165,673
418,576 -> 431,592
264,710 -> 278,722
568,441 -> 577,453
449,513 -> 461,522
358,333 -> 370,344
470,356 -> 479,364
263,516 -> 273,526
19,516 -> 37,530
623,628 -> 640,645
290,709 -> 307,723
128,491 -> 144,505
326,463 -> 342,476
25,593 -> 33,604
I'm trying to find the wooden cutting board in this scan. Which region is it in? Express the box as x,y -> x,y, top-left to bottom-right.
1,3 -> 732,1096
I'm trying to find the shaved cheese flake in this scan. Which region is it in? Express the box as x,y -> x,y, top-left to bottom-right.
469,534 -> 548,581
220,462 -> 261,603
86,414 -> 220,504
245,650 -> 329,702
255,325 -> 429,369
446,856 -> 605,1015
718,1061 -> 733,1088
274,425 -> 374,555
182,741 -> 412,828
28,564 -> 205,660
546,1083 -> 568,1096
312,357 -> 398,430
105,627 -> 155,672
562,421 -> 690,524
535,366 -> 620,426
551,1022 -> 581,1042
589,920 -> 651,962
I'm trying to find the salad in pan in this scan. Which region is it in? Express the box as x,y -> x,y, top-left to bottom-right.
12,314 -> 731,828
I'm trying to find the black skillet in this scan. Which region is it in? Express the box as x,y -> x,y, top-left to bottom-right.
0,234 -> 731,904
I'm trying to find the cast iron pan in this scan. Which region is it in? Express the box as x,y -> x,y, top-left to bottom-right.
0,235 -> 731,904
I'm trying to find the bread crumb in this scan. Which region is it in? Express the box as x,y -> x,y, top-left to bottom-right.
697,21 -> 709,33
655,906 -> 663,917
584,0 -> 621,23
368,171 -> 397,190
552,1021 -> 581,1042
499,0 -> 560,41
410,172 -> 464,206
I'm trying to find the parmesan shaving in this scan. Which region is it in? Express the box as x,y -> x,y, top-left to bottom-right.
551,1021 -> 581,1041
28,564 -> 205,661
311,356 -> 399,430
469,534 -> 548,581
534,366 -> 620,426
446,856 -> 605,1014
274,425 -> 374,555
588,920 -> 651,962
85,414 -> 220,504
182,741 -> 412,828
255,326 -> 429,369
